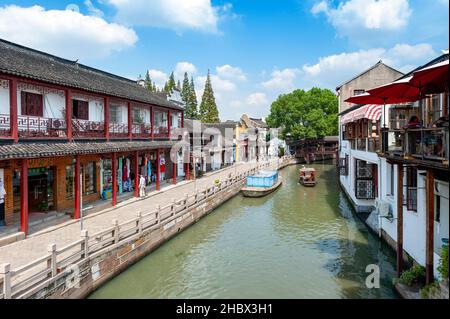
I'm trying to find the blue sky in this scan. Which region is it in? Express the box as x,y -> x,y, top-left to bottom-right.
0,0 -> 448,120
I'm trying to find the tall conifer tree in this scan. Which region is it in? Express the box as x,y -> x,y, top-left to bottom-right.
199,70 -> 220,123
189,76 -> 199,118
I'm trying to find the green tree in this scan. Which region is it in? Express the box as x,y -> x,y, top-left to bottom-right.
164,71 -> 176,93
266,87 -> 338,139
144,72 -> 154,92
181,73 -> 197,118
199,70 -> 220,123
189,76 -> 199,118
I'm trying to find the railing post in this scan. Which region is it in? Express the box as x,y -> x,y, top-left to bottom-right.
156,205 -> 161,224
80,230 -> 89,259
137,212 -> 142,234
47,244 -> 57,277
0,263 -> 11,299
112,219 -> 119,244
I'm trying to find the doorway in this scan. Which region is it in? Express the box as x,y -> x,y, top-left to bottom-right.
27,167 -> 55,213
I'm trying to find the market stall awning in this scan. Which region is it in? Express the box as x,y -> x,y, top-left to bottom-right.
340,104 -> 382,124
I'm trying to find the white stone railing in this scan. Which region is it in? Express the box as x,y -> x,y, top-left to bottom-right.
0,156 -> 292,299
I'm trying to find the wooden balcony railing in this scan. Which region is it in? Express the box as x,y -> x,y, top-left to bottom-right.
0,114 -> 11,137
153,126 -> 169,138
109,123 -> 128,138
131,123 -> 151,138
72,119 -> 105,138
18,116 -> 67,138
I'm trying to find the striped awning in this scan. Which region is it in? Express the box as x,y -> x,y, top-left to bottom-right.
340,104 -> 382,124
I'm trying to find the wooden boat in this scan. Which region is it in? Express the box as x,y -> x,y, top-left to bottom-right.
299,166 -> 317,187
241,170 -> 282,197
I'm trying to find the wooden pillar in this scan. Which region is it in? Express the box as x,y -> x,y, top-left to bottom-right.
150,106 -> 154,140
112,152 -> 117,206
397,163 -> 404,277
127,102 -> 132,140
426,170 -> 435,284
185,162 -> 190,181
104,97 -> 110,141
168,110 -> 171,139
181,112 -> 184,128
156,149 -> 161,191
65,89 -> 73,141
20,159 -> 28,235
9,79 -> 18,142
134,151 -> 139,197
74,155 -> 81,219
172,162 -> 177,185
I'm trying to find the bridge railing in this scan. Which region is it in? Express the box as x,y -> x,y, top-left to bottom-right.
0,157 -> 288,299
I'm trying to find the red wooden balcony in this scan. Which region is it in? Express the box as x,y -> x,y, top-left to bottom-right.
72,119 -> 105,138
131,123 -> 151,138
18,115 -> 67,138
153,126 -> 169,138
0,114 -> 11,137
109,122 -> 129,138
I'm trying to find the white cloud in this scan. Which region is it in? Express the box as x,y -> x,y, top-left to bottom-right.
230,100 -> 243,108
246,93 -> 268,107
312,0 -> 411,40
148,69 -> 168,89
216,65 -> 247,81
302,43 -> 436,88
106,0 -> 226,33
85,0 -> 104,17
261,68 -> 300,92
174,62 -> 197,79
196,74 -> 236,93
0,5 -> 137,59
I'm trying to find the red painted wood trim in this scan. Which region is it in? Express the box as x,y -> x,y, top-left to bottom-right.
168,110 -> 171,139
112,152 -> 117,206
426,170 -> 435,284
127,101 -> 132,140
9,79 -> 18,142
20,159 -> 28,235
66,89 -> 73,141
172,162 -> 177,185
156,149 -> 161,191
134,151 -> 139,197
74,155 -> 81,219
104,97 -> 110,141
181,111 -> 184,128
185,162 -> 190,181
150,106 -> 154,140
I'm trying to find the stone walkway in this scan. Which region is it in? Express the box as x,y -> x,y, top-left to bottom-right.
0,159 -> 280,270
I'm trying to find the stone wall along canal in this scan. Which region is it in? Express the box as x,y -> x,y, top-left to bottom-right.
89,163 -> 398,299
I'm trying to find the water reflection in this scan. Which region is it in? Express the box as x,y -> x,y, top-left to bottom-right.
89,163 -> 398,299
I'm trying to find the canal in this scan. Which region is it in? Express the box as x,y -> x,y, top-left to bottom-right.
89,163 -> 398,299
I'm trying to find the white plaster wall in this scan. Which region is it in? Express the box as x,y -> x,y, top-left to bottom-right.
378,158 -> 398,243
0,85 -> 10,115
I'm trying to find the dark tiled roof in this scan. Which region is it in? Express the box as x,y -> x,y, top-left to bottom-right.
0,141 -> 175,160
249,117 -> 269,128
0,38 -> 183,111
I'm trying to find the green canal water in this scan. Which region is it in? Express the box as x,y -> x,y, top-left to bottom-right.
89,163 -> 398,299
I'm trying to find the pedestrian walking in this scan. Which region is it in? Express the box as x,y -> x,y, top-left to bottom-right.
139,175 -> 146,197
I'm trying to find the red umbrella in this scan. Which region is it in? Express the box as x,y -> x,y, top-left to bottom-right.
344,92 -> 416,105
366,76 -> 422,101
410,60 -> 449,94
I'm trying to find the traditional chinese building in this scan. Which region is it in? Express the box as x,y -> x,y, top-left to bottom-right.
0,39 -> 186,234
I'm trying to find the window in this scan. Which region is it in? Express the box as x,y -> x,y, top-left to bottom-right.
66,165 -> 75,199
83,162 -> 96,195
21,91 -> 43,117
386,163 -> 394,196
72,100 -> 89,120
354,89 -> 365,96
110,105 -> 122,123
132,108 -> 143,124
429,94 -> 441,125
355,160 -> 377,199
406,167 -> 417,212
339,155 -> 349,176
435,195 -> 441,223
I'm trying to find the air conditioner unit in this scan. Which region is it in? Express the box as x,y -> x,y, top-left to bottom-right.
375,199 -> 392,218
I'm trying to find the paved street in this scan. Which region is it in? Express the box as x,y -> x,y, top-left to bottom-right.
0,159 -> 280,270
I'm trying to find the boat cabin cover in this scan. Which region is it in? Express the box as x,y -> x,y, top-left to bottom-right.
246,171 -> 279,188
